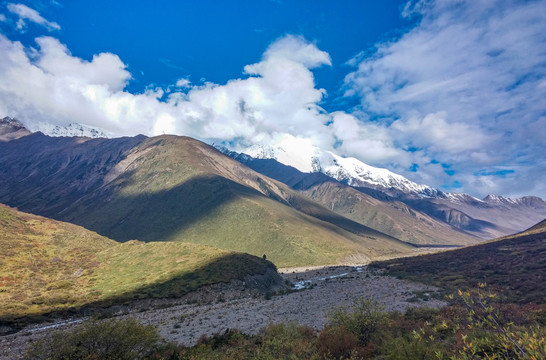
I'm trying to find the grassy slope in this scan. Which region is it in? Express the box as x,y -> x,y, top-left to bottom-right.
370,219 -> 546,304
63,136 -> 413,267
230,156 -> 479,246
302,181 -> 479,246
0,205 -> 274,322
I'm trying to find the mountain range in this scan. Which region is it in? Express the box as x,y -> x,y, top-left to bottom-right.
217,145 -> 546,241
1,117 -> 545,267
0,117 -> 414,267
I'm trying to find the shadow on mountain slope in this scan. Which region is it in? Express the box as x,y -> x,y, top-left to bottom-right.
60,172 -> 413,267
63,172 -> 264,243
0,252 -> 281,334
0,132 -> 146,216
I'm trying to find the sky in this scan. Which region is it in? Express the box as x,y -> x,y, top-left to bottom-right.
0,0 -> 545,199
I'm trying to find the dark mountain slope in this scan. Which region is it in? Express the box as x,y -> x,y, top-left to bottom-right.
371,218 -> 546,304
0,131 -> 146,215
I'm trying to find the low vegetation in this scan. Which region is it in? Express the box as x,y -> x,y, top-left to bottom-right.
23,318 -> 162,360
23,287 -> 546,359
0,205 -> 275,329
369,220 -> 546,304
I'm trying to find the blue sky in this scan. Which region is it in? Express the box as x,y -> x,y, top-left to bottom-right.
0,0 -> 545,199
3,1 -> 409,106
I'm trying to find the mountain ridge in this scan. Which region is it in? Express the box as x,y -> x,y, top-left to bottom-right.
0,123 -> 415,267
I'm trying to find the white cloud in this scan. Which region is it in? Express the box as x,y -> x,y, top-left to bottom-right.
177,35 -> 334,146
0,14 -> 6,22
175,78 -> 191,88
0,34 -> 174,135
329,112 -> 405,164
260,34 -> 331,68
0,33 -> 337,150
7,3 -> 60,32
34,37 -> 131,92
343,0 -> 546,198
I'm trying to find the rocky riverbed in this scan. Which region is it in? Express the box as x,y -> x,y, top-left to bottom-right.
0,265 -> 445,359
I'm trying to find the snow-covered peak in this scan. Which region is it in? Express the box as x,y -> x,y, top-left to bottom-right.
1,116 -> 26,128
0,116 -> 31,141
232,141 -> 441,198
242,141 -> 321,173
243,144 -> 277,160
318,151 -> 440,197
39,123 -> 108,138
482,194 -> 544,207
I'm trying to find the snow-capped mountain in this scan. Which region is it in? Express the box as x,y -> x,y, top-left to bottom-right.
215,143 -> 546,240
243,143 -> 321,173
39,123 -> 108,138
224,143 -> 441,198
316,151 -> 441,198
482,194 -> 545,208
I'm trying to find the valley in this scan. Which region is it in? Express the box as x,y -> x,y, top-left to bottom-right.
0,265 -> 444,359
0,118 -> 544,359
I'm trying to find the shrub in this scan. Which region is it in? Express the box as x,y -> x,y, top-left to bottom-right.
446,285 -> 546,359
317,325 -> 370,360
255,323 -> 318,360
23,317 -> 162,360
327,298 -> 386,346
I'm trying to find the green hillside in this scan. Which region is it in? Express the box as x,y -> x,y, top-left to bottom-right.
370,218 -> 546,304
0,205 -> 275,324
60,135 -> 413,267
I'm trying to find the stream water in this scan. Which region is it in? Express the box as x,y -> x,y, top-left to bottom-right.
291,266 -> 364,290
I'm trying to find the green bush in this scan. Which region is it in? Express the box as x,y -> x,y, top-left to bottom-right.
23,317 -> 162,360
255,323 -> 318,360
327,299 -> 385,346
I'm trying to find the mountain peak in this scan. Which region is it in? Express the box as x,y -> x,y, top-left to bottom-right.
483,194 -> 546,207
1,116 -> 26,128
0,116 -> 31,141
233,142 -> 441,198
39,123 -> 108,138
318,151 -> 441,198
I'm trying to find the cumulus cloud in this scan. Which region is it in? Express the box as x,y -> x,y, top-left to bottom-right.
175,78 -> 191,88
180,35 -> 333,146
0,33 -> 338,151
0,34 -> 177,135
329,112 -> 405,164
343,0 -> 546,198
7,3 -> 60,32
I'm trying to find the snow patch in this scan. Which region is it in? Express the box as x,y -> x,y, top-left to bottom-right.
38,122 -> 108,138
